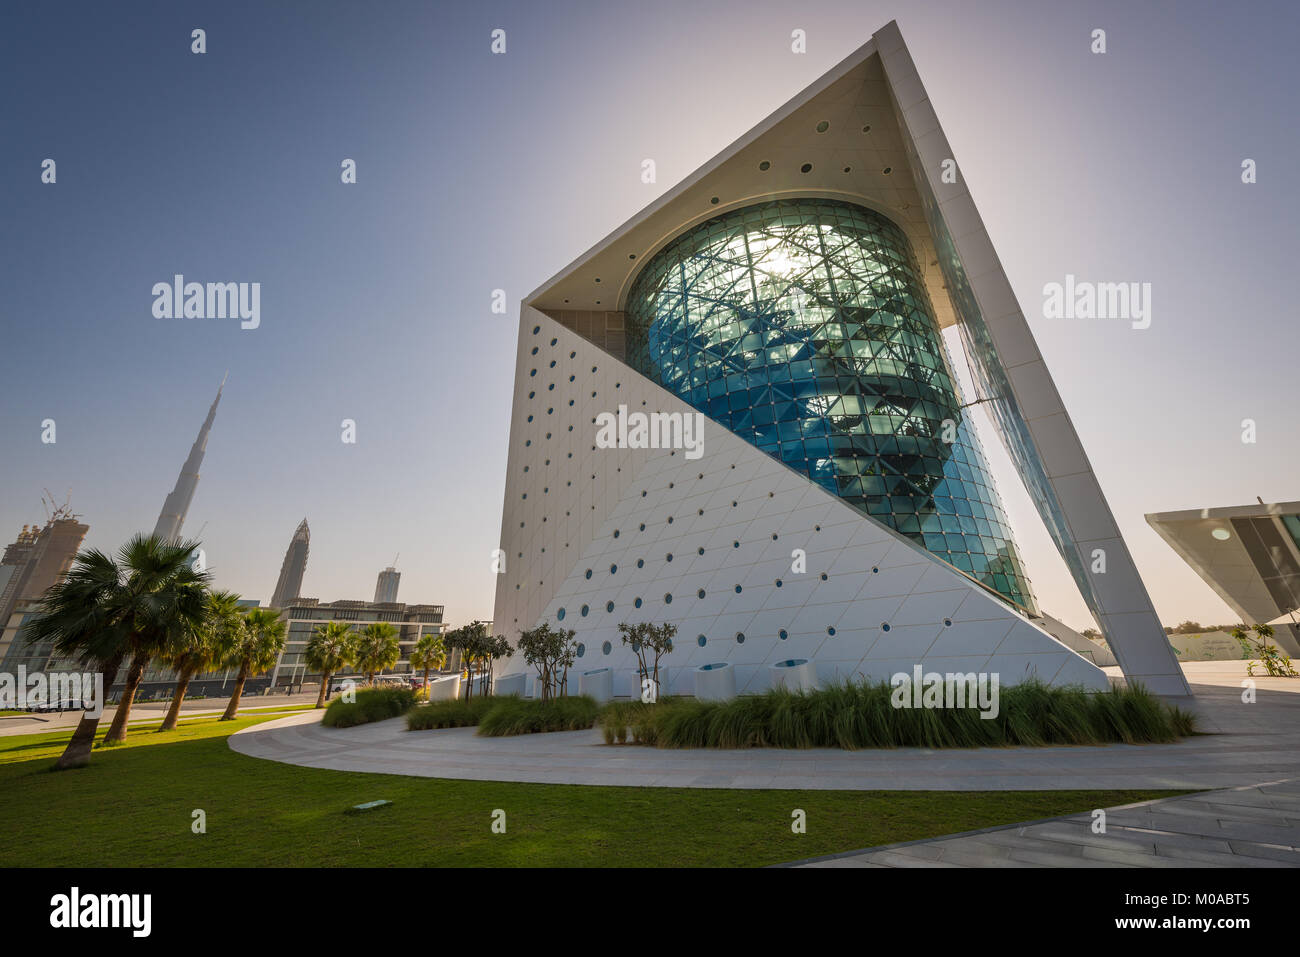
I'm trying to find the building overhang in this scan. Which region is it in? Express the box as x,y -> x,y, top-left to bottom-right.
1146,501 -> 1300,635
524,35 -> 957,328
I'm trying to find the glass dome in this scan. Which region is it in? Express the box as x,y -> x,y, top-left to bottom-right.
625,197 -> 1036,611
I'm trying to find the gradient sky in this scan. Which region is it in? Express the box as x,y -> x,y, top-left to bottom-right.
2,0 -> 1296,634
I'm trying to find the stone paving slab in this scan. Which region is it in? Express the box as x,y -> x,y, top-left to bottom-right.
789,782 -> 1300,868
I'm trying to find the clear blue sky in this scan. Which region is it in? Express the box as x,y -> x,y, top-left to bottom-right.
2,0 -> 1296,632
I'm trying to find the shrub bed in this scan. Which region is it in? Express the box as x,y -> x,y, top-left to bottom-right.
321,687 -> 418,728
405,694 -> 600,735
405,695 -> 498,730
477,695 -> 600,736
596,680 -> 1197,750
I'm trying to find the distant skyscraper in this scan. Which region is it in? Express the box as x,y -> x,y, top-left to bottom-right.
270,519 -> 310,609
0,505 -> 90,671
154,375 -> 225,542
374,566 -> 401,604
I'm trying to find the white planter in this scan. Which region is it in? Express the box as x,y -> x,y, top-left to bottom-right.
627,668 -> 670,701
694,662 -> 736,702
578,667 -> 614,703
769,658 -> 818,693
426,674 -> 461,701
493,673 -> 526,697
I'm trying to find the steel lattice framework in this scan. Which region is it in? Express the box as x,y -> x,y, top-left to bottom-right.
626,198 -> 1036,610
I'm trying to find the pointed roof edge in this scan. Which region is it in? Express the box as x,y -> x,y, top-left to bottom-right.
522,25 -> 895,306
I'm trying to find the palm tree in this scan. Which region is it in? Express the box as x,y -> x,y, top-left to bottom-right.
157,589 -> 242,732
305,621 -> 358,708
219,607 -> 287,720
409,631 -> 447,696
355,621 -> 400,685
24,534 -> 208,768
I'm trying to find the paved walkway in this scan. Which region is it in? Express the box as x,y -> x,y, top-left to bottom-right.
229,662 -> 1300,792
787,779 -> 1300,867
0,691 -> 318,738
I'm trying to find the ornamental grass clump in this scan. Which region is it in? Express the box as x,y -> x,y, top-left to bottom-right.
321,686 -> 417,728
595,679 -> 1196,750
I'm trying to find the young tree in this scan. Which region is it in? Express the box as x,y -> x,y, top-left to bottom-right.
220,607 -> 287,720
409,630 -> 448,696
157,588 -> 243,732
617,621 -> 677,701
446,621 -> 511,698
516,622 -> 577,700
24,534 -> 209,767
305,621 -> 359,708
355,621 -> 401,685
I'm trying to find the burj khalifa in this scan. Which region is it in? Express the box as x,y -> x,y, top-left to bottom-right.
153,375 -> 225,542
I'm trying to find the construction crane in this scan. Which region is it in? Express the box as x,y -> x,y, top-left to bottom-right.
41,487 -> 79,523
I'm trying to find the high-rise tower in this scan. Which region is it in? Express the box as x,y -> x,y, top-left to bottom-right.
154,375 -> 225,542
374,565 -> 401,604
0,501 -> 90,670
270,519 -> 310,610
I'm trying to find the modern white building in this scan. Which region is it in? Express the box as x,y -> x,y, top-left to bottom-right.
492,21 -> 1188,698
1147,500 -> 1300,656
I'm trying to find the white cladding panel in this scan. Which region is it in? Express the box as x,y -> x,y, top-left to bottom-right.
493,309 -> 1106,694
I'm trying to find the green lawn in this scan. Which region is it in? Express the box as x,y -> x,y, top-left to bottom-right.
0,716 -> 1191,867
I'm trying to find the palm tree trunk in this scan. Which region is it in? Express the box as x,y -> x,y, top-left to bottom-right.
53,651 -> 125,770
221,661 -> 250,720
158,665 -> 196,732
103,652 -> 149,744
316,671 -> 331,709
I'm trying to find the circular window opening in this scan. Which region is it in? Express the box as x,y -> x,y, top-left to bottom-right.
606,601 -> 614,613
800,163 -> 813,173
758,160 -> 771,171
779,629 -> 789,640
1211,528 -> 1231,541
634,597 -> 643,608
556,608 -> 566,621
815,120 -> 829,133
664,593 -> 673,604
576,643 -> 585,657
580,605 -> 589,617
602,641 -> 612,655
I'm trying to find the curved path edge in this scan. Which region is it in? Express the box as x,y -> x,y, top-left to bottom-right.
229,675 -> 1300,791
